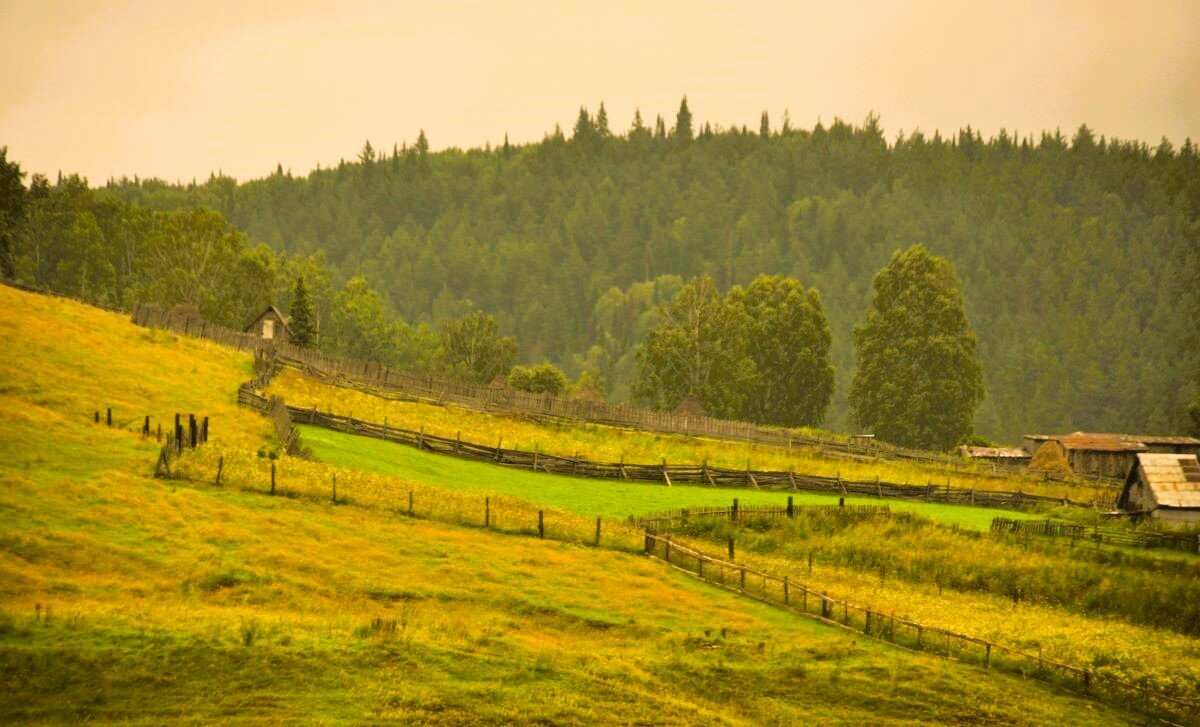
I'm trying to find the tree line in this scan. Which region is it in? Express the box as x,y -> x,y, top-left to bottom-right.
2,98 -> 1198,443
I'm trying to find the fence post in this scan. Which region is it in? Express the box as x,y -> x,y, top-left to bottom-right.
783,577 -> 790,606
215,456 -> 223,485
106,408 -> 112,427
94,411 -> 99,424
538,510 -> 544,538
728,538 -> 735,560
408,491 -> 414,516
732,498 -> 739,522
739,567 -> 746,591
143,415 -> 150,437
485,497 -> 490,528
270,461 -> 276,495
202,416 -> 209,443
787,496 -> 794,518
156,423 -> 161,442
664,537 -> 671,562
985,642 -> 992,668
594,517 -> 601,546
189,414 -> 197,448
331,474 -> 337,504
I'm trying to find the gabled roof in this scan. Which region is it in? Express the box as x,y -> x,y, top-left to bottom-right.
1126,453 -> 1200,509
244,305 -> 292,334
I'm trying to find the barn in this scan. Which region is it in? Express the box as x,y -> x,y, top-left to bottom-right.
244,305 -> 292,345
958,445 -> 1031,466
1021,432 -> 1200,479
1117,453 -> 1200,526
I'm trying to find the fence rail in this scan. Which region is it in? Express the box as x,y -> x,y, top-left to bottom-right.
123,298 -> 1102,485
232,382 -> 1115,511
992,517 -> 1200,554
643,533 -> 1198,724
638,502 -> 894,529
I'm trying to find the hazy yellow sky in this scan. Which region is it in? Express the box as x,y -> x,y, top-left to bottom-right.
2,0 -> 1197,183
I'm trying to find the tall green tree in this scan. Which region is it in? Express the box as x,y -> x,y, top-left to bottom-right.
439,309 -> 517,384
508,362 -> 569,395
731,275 -> 834,426
849,245 -> 984,450
289,276 -> 316,347
633,274 -> 753,417
673,96 -> 693,142
0,147 -> 25,278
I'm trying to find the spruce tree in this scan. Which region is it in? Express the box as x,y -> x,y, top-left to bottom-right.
673,96 -> 693,142
849,245 -> 984,450
289,276 -> 316,347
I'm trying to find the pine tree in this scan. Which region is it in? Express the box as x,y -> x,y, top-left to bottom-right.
596,102 -> 611,138
759,111 -> 771,138
289,276 -> 316,347
673,96 -> 693,142
849,245 -> 984,450
0,147 -> 25,279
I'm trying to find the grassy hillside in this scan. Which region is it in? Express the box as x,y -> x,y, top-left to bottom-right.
267,368 -> 1115,505
0,285 -> 1151,723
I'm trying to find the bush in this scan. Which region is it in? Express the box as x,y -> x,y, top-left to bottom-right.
508,363 -> 569,395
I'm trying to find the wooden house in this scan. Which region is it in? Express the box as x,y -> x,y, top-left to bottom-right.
244,305 -> 291,345
1021,432 -> 1200,479
1118,453 -> 1200,526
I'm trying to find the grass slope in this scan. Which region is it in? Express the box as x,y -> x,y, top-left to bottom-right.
0,286 -> 1141,723
298,424 -> 1032,530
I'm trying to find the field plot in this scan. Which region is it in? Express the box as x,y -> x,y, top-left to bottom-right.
297,423 -> 1037,530
267,368 -> 1116,505
0,285 -> 1142,723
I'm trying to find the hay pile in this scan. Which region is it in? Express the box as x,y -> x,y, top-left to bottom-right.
1029,440 -> 1072,475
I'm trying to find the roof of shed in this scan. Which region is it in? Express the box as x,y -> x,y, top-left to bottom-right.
244,305 -> 292,333
960,446 -> 1030,459
1023,432 -> 1200,452
1132,453 -> 1200,509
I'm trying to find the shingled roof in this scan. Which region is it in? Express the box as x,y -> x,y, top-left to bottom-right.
1128,453 -> 1200,509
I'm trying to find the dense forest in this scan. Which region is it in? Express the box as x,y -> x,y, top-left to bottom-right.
4,100 -> 1199,442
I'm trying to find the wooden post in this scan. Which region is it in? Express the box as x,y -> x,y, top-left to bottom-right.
538,510 -> 544,538
418,426 -> 425,449
838,497 -> 844,507
917,626 -> 923,649
594,517 -> 601,546
94,411 -> 99,424
156,423 -> 161,442
661,458 -> 671,486
808,550 -> 813,575
495,437 -> 503,462
787,496 -> 794,518
697,557 -> 703,578
985,642 -> 991,667
215,456 -> 223,485
728,538 -> 735,560
189,415 -> 197,448
732,498 -> 739,522
270,462 -> 276,495
143,415 -> 150,437
331,474 -> 337,504
485,497 -> 490,528
788,468 -> 797,490
408,491 -> 414,515
533,446 -> 539,471
664,537 -> 671,562
106,408 -> 112,427
455,430 -> 461,454
866,609 -> 872,635
783,577 -> 790,605
739,567 -> 746,591
202,416 -> 208,443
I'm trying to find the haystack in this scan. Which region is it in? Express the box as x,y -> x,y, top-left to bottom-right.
673,396 -> 707,418
1029,440 -> 1072,475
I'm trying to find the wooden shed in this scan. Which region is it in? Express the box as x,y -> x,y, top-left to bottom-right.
958,446 -> 1031,466
244,305 -> 291,345
1118,453 -> 1200,527
1018,431 -> 1198,479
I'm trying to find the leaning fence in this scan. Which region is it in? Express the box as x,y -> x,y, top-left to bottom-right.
992,517 -> 1200,554
236,383 -> 1114,510
643,533 -> 1197,724
126,299 -> 1092,484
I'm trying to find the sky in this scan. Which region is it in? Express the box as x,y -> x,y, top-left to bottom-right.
2,0 -> 1197,183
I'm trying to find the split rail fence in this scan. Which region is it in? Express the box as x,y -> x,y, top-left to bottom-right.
992,517 -> 1200,554
129,300 -> 1087,483
236,384 -> 1114,511
643,533 -> 1198,724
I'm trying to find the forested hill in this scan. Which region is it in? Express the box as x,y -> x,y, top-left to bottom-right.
105,106 -> 1199,442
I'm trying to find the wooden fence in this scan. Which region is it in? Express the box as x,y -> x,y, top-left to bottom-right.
125,299 -> 1092,484
992,517 -> 1200,554
643,533 -> 1198,724
637,501 -> 894,530
234,382 -> 1115,511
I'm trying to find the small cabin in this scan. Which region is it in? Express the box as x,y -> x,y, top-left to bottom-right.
244,305 -> 292,345
1118,453 -> 1200,527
